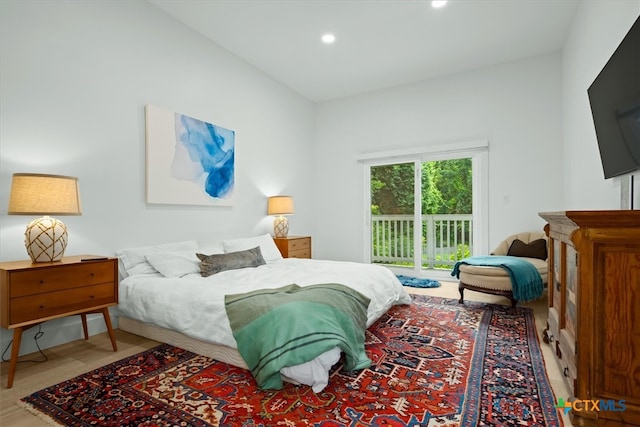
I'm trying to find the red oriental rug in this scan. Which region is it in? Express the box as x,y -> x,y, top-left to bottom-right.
19,295 -> 562,426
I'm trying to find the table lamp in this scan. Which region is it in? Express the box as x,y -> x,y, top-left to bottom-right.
8,173 -> 81,262
267,196 -> 294,238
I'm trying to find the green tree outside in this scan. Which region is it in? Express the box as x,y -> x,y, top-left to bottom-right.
371,158 -> 472,268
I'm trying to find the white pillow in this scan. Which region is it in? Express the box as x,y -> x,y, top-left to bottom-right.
146,251 -> 200,278
116,240 -> 199,277
222,233 -> 283,262
198,240 -> 225,255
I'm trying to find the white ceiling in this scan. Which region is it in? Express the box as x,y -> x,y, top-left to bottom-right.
148,0 -> 581,103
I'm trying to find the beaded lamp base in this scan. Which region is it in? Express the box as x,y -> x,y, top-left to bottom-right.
273,216 -> 289,238
25,216 -> 68,262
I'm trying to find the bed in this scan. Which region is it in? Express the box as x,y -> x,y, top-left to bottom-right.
116,234 -> 412,392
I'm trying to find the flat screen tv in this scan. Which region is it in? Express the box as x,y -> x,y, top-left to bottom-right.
588,15 -> 640,180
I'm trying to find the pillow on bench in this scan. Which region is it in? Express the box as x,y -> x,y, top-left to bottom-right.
507,238 -> 547,260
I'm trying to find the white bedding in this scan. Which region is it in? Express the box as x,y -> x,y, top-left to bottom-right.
118,258 -> 411,348
117,257 -> 411,391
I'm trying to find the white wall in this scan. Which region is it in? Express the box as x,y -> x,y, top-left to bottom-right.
314,53 -> 564,261
0,1 -> 315,355
3,0 -> 637,359
562,1 -> 640,209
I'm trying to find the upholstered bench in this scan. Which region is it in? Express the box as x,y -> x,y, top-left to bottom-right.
457,231 -> 548,307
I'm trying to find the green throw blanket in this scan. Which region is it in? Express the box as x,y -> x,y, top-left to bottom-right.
451,255 -> 544,302
224,283 -> 372,390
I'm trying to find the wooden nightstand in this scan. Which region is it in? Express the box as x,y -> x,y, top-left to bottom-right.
0,255 -> 119,388
273,236 -> 311,258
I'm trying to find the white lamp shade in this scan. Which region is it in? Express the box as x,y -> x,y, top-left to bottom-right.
267,195 -> 294,215
8,173 -> 81,215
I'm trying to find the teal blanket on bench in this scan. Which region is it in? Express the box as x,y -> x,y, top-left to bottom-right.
224,283 -> 371,390
451,255 -> 544,302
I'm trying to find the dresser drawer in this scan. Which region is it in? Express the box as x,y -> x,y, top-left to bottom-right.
10,283 -> 116,324
557,339 -> 577,396
9,261 -> 115,298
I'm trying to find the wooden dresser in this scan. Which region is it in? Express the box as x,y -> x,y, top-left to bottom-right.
273,236 -> 311,258
0,255 -> 119,388
538,211 -> 640,426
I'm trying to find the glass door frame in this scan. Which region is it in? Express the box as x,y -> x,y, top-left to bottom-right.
359,140 -> 489,278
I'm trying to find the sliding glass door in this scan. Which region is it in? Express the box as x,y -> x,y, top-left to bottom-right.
370,161 -> 417,268
363,144 -> 487,276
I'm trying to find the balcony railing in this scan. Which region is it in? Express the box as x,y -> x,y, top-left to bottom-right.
371,214 -> 473,269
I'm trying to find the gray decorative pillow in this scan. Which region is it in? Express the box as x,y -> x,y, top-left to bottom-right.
197,246 -> 266,277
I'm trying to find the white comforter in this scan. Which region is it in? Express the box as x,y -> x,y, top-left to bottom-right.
118,258 -> 411,391
118,258 -> 411,348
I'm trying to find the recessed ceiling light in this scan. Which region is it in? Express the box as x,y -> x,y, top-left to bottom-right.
432,0 -> 447,8
321,33 -> 336,44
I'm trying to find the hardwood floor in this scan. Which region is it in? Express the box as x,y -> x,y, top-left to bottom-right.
0,281 -> 571,426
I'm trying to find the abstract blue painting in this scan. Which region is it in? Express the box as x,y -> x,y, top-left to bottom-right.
146,105 -> 235,206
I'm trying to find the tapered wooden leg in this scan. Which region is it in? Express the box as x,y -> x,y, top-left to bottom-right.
7,327 -> 23,388
81,314 -> 89,340
101,308 -> 117,351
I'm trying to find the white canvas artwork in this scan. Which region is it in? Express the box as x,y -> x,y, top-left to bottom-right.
145,104 -> 235,206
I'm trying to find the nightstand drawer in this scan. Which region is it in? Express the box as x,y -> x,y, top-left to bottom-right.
287,248 -> 311,258
10,283 -> 116,324
288,238 -> 310,251
273,236 -> 312,258
9,262 -> 114,298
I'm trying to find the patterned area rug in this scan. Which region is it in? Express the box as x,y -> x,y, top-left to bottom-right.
396,274 -> 441,288
20,295 -> 562,426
